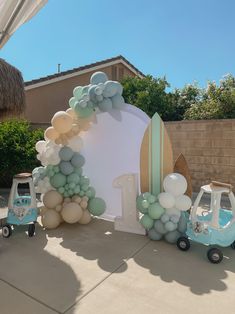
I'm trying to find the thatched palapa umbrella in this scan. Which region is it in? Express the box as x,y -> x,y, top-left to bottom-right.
0,58 -> 25,119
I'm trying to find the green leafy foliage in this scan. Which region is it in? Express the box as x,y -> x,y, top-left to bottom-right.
0,119 -> 44,187
122,75 -> 174,120
122,74 -> 235,120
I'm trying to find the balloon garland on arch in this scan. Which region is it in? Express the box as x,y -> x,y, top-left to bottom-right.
33,72 -> 125,229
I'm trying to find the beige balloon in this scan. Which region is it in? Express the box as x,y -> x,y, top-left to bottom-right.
51,111 -> 73,134
44,127 -> 59,141
66,108 -> 77,119
55,138 -> 62,145
42,209 -> 61,229
61,202 -> 83,224
39,206 -> 48,216
55,204 -> 62,212
80,200 -> 88,209
79,210 -> 92,224
71,195 -> 81,203
43,190 -> 63,209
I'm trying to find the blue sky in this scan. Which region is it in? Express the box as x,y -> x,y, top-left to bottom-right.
1,0 -> 235,88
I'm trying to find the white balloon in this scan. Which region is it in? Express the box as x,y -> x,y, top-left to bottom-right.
67,136 -> 83,152
175,195 -> 192,211
36,140 -> 46,153
158,192 -> 175,209
163,173 -> 187,197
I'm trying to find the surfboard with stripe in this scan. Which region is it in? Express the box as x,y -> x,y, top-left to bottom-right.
174,153 -> 193,197
140,112 -> 173,195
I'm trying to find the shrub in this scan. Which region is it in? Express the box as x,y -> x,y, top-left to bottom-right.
0,119 -> 44,187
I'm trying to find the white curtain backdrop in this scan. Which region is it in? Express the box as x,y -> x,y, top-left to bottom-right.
0,0 -> 47,48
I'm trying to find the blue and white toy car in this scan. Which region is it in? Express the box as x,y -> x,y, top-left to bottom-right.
177,181 -> 235,263
2,173 -> 38,238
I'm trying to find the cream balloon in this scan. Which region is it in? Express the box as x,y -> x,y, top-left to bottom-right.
44,127 -> 59,141
71,195 -> 81,203
80,200 -> 88,209
51,111 -> 73,134
66,108 -> 77,119
55,204 -> 62,212
42,209 -> 61,229
43,190 -> 63,209
79,210 -> 91,224
61,202 -> 83,224
39,206 -> 48,216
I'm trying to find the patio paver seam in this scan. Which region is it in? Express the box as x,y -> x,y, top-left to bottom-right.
63,238 -> 151,314
0,278 -> 61,314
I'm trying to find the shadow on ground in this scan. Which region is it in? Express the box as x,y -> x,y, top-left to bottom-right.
0,224 -> 81,313
46,218 -> 148,274
133,238 -> 235,295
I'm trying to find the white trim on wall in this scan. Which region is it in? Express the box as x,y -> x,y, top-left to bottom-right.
25,59 -> 144,91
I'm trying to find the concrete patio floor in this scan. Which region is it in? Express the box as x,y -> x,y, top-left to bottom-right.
0,192 -> 235,314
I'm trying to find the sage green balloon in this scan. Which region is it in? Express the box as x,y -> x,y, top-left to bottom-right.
142,199 -> 149,209
74,167 -> 83,176
58,187 -> 65,194
67,173 -> 80,184
143,192 -> 151,199
71,153 -> 85,168
68,189 -> 74,196
59,146 -> 74,162
69,97 -> 77,108
148,228 -> 162,241
81,184 -> 89,191
64,191 -> 69,197
136,194 -> 148,214
80,176 -> 90,185
164,230 -> 181,244
50,173 -> 66,188
140,214 -> 154,230
148,202 -> 165,219
69,182 -> 76,189
148,194 -> 157,204
74,185 -> 80,194
88,197 -> 106,216
85,187 -> 96,198
73,86 -> 83,100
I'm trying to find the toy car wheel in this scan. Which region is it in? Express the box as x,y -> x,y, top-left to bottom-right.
28,223 -> 35,237
2,224 -> 12,238
177,237 -> 190,251
231,241 -> 235,249
207,248 -> 223,264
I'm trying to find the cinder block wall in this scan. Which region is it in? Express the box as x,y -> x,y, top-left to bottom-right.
165,119 -> 235,192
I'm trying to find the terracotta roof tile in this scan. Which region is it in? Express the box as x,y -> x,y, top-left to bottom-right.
24,55 -> 144,86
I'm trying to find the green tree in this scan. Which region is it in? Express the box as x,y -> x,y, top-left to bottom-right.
0,119 -> 43,187
185,75 -> 235,120
122,75 -> 174,120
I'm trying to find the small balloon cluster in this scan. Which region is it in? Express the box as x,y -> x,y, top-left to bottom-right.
69,71 -> 125,118
137,173 -> 192,243
33,71 -> 125,229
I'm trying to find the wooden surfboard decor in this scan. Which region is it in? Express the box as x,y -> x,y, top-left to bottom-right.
140,112 -> 173,195
174,153 -> 193,197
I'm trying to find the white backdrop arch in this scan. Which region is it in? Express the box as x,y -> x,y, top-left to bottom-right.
80,104 -> 150,219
